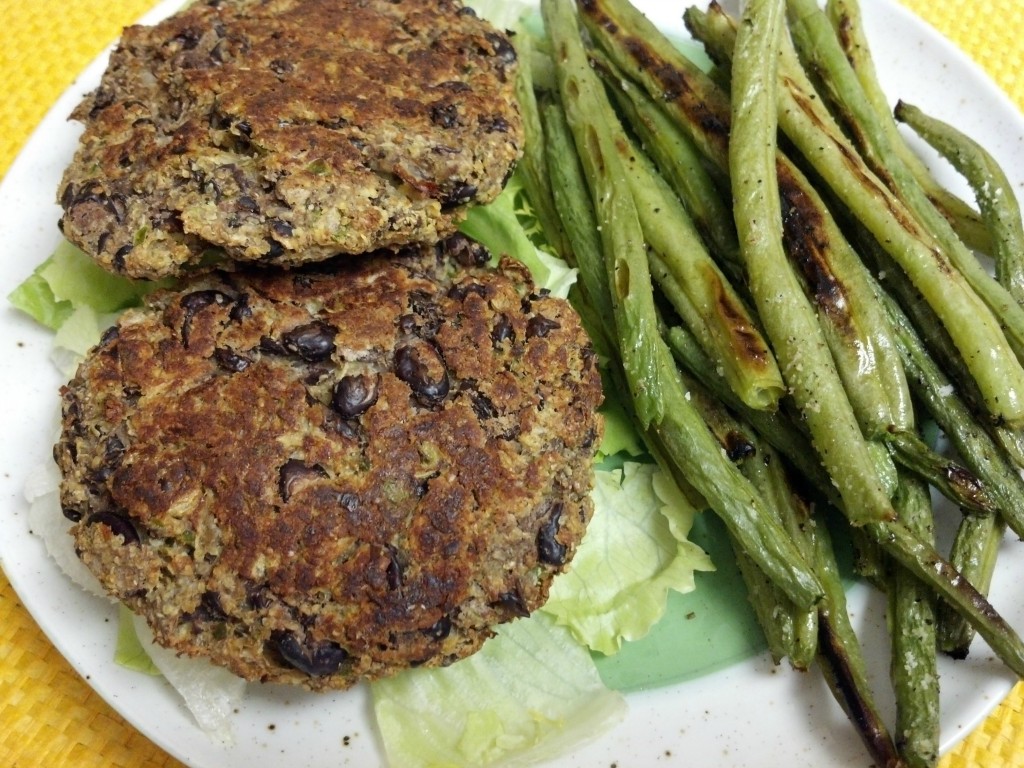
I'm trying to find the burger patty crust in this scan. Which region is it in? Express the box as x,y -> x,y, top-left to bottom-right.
55,234 -> 603,690
58,0 -> 523,279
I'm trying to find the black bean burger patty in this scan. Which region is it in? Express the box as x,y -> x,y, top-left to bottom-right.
58,0 -> 523,279
55,234 -> 603,690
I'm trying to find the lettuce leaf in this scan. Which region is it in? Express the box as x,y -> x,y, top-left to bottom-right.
465,0 -> 534,30
8,239 -> 162,331
541,463 -> 714,655
40,239 -> 164,312
459,171 -> 578,296
371,612 -> 626,768
26,461 -> 111,602
7,267 -> 74,331
115,605 -> 161,676
131,614 -> 245,746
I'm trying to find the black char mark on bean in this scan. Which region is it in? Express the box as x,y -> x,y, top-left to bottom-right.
270,630 -> 349,677
724,430 -> 756,462
777,165 -> 852,326
785,80 -> 928,246
583,1 -> 732,160
537,501 -> 568,566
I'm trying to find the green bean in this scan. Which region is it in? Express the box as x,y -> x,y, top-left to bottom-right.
869,269 -> 1023,657
598,5 -> 916,443
867,243 -> 1024,538
938,513 -> 1008,659
847,526 -> 888,591
580,1 -> 1024,676
812,510 -> 902,768
663,323 -> 839,504
888,473 -> 939,768
865,210 -> 1024,474
638,365 -> 825,610
775,157 -> 912,436
532,6 -> 1024,765
728,0 -> 896,525
616,133 -> 785,411
895,100 -> 1024,305
789,0 -> 1024,354
603,71 -> 740,268
731,544 -> 809,666
543,0 -> 823,609
681,368 -> 818,668
513,33 -> 571,264
865,518 -> 1024,678
883,429 -> 994,517
824,0 -> 992,256
541,0 -> 669,427
757,443 -> 820,671
538,97 -> 616,346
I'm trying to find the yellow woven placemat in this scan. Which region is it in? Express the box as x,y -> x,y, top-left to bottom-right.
1,1 -> 1023,767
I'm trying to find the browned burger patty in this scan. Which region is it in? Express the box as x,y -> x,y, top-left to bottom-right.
58,0 -> 523,279
55,234 -> 603,690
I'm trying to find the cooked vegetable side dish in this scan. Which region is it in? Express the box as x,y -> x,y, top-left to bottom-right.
524,0 -> 1024,765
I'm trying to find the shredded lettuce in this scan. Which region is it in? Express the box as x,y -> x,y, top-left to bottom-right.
50,304 -> 122,378
371,612 -> 626,768
541,463 -> 714,655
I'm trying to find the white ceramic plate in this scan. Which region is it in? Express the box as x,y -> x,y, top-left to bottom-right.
2,1 -> 1023,766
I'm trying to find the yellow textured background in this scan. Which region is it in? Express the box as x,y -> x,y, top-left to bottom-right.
1,1 -> 1022,767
